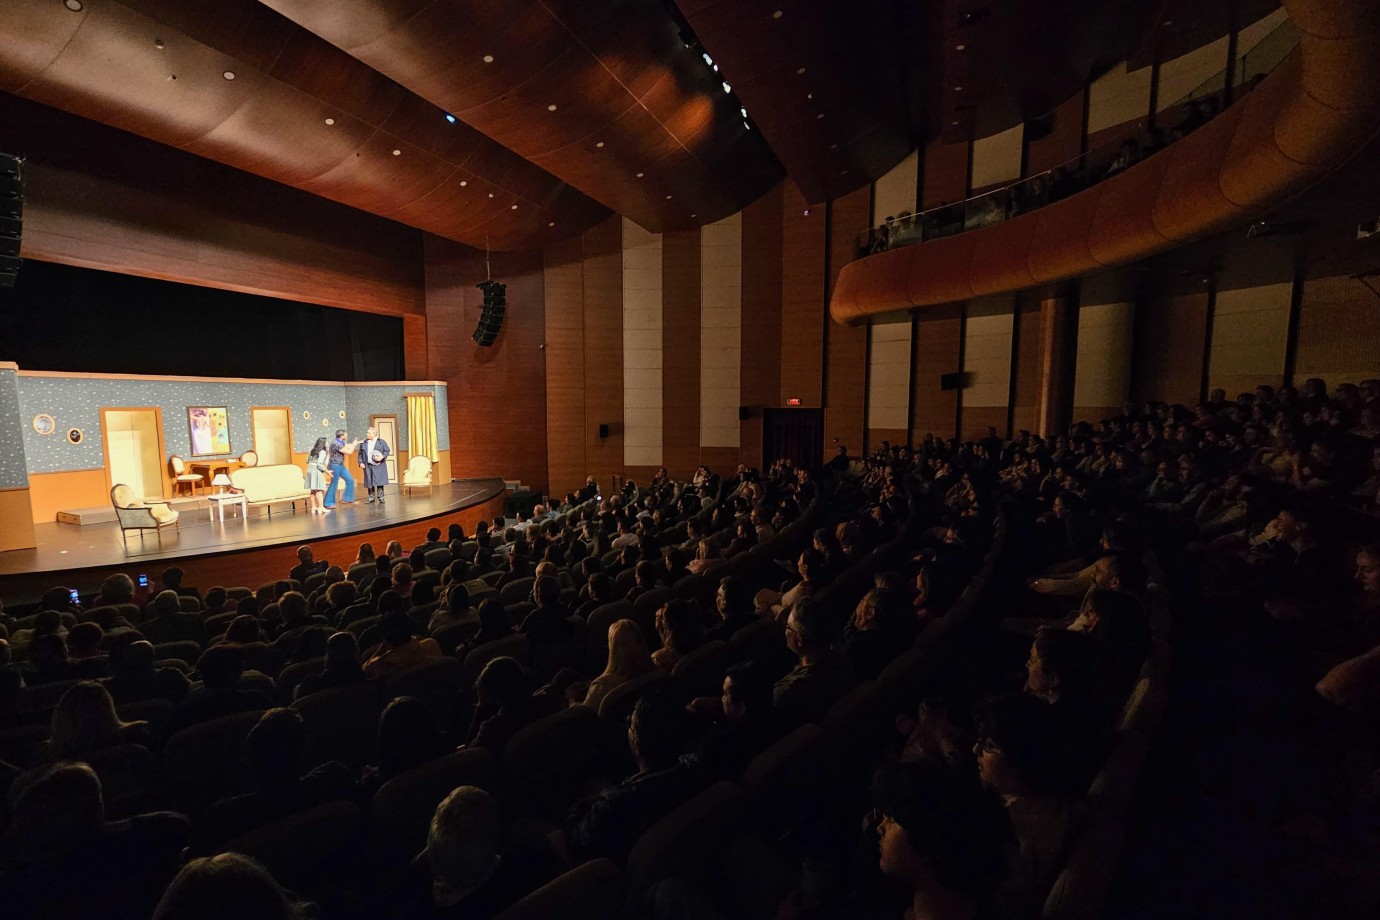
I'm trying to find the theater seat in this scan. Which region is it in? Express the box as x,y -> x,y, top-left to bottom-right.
1087,730 -> 1151,818
624,781 -> 746,913
499,577 -> 535,606
1041,813 -> 1125,920
671,640 -> 730,700
276,656 -> 326,702
291,683 -> 381,769
598,670 -> 674,725
163,709 -> 265,814
382,657 -> 465,727
225,800 -> 364,890
463,634 -> 531,686
84,743 -> 162,819
740,724 -> 830,835
500,706 -> 608,822
821,679 -> 889,774
493,858 -> 623,920
371,748 -> 499,867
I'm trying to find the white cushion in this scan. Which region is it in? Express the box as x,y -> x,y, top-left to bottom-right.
230,465 -> 311,505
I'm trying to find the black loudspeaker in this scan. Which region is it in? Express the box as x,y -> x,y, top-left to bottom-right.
738,406 -> 750,421
0,152 -> 23,288
472,279 -> 507,346
598,423 -> 610,439
939,372 -> 962,391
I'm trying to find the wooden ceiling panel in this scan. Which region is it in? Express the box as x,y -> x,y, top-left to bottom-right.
0,0 -> 608,250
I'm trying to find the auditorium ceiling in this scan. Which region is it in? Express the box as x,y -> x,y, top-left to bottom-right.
0,0 -> 1281,248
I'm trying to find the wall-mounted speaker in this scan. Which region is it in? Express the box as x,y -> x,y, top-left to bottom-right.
738,406 -> 751,421
939,372 -> 962,391
472,279 -> 506,346
598,423 -> 610,439
0,152 -> 23,288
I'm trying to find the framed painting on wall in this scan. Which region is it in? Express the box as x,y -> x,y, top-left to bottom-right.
187,406 -> 231,457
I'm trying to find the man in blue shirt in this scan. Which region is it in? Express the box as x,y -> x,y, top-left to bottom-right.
323,429 -> 358,508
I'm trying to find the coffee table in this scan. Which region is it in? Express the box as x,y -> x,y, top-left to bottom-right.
207,491 -> 248,523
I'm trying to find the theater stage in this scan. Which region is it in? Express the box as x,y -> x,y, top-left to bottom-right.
0,478 -> 507,606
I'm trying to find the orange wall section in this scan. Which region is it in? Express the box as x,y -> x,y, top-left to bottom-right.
824,187 -> 873,454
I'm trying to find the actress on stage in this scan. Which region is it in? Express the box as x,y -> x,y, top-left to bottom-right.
307,437 -> 330,515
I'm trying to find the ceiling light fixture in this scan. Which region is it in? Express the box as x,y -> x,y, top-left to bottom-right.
1162,18 -> 1173,26
511,204 -> 518,210
955,43 -> 966,50
951,120 -> 960,125
64,0 -> 83,10
547,104 -> 557,111
797,67 -> 806,75
154,38 -> 165,49
739,106 -> 748,118
482,54 -> 494,63
743,122 -> 751,130
548,221 -> 556,227
596,141 -> 605,148
324,117 -> 335,125
721,81 -> 732,94
772,10 -> 783,19
954,85 -> 963,91
665,195 -> 673,200
460,180 -> 468,186
816,113 -> 824,119
829,144 -> 838,149
445,113 -> 456,123
806,93 -> 813,100
391,149 -> 401,156
690,213 -> 697,218
636,172 -> 645,178
222,71 -> 235,81
702,52 -> 713,66
488,193 -> 495,198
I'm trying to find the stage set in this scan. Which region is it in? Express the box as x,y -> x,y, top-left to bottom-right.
0,366 -> 513,605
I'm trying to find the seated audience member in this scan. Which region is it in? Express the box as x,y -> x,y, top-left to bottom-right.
462,600 -> 515,657
837,585 -> 917,680
161,566 -> 201,601
1071,588 -> 1151,700
391,562 -> 416,602
564,692 -> 705,862
167,645 -> 272,736
44,680 -> 155,761
584,619 -> 655,710
623,560 -> 661,605
706,576 -> 757,643
466,656 -> 562,753
268,590 -> 322,651
518,576 -> 575,646
758,549 -> 827,620
573,572 -> 614,620
689,660 -> 775,778
664,547 -> 691,586
140,589 -> 209,647
1023,628 -> 1108,786
773,599 -> 858,729
203,587 -> 236,617
687,538 -> 725,575
417,527 -> 446,554
387,540 -> 405,559
295,631 -> 366,699
652,598 -> 704,672
65,622 -> 109,675
870,761 -> 1016,920
320,580 -> 358,623
192,707 -> 355,853
404,785 -> 560,920
429,583 -> 473,634
362,696 -> 449,798
0,763 -> 190,920
152,853 -> 315,920
104,639 -> 191,705
363,611 -> 443,679
725,520 -> 758,558
98,572 -> 141,610
24,633 -> 76,686
221,614 -> 263,645
288,545 -> 328,586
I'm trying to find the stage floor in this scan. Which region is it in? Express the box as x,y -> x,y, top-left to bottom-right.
0,479 -> 505,579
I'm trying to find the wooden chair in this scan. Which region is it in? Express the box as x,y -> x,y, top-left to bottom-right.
168,455 -> 204,496
238,450 -> 259,468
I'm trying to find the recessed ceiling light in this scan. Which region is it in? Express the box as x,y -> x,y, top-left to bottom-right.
806,93 -> 813,100
636,172 -> 645,178
482,54 -> 494,63
951,120 -> 960,126
772,10 -> 783,18
595,141 -> 605,148
324,117 -> 335,125
548,221 -> 556,227
445,113 -> 456,123
488,193 -> 495,198
721,81 -> 732,94
391,149 -> 401,156
954,85 -> 963,92
64,0 -> 83,10
154,38 -> 165,49
955,43 -> 966,51
803,209 -> 810,216
665,195 -> 673,200
222,71 -> 236,81
547,104 -> 557,111
690,213 -> 696,217
797,67 -> 806,75
167,74 -> 177,81
702,52 -> 714,66
841,169 -> 848,175
1161,18 -> 1173,26
510,204 -> 518,210
829,144 -> 838,150
816,113 -> 824,119
459,180 -> 468,186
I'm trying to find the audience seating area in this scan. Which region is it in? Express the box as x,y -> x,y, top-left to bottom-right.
3,374 -> 1379,919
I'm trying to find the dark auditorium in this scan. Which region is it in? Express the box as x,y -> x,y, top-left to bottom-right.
3,0 -> 1380,917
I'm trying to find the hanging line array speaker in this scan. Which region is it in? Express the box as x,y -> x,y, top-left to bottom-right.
0,152 -> 22,288
472,279 -> 507,346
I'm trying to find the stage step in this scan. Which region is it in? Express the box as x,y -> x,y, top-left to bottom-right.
56,496 -> 209,526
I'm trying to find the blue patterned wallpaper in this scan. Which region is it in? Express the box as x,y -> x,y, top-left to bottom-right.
0,368 -> 29,488
15,374 -> 449,475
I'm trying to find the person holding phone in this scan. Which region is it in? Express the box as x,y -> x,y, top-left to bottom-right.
358,426 -> 391,505
323,429 -> 360,509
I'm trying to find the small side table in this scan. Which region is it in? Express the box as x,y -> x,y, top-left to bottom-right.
207,492 -> 248,523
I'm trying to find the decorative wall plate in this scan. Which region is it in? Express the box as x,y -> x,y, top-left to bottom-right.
338,410 -> 346,419
302,410 -> 311,419
32,413 -> 55,435
322,418 -> 330,427
66,428 -> 84,445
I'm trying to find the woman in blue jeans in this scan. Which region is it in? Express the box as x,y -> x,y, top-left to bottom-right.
323,429 -> 358,508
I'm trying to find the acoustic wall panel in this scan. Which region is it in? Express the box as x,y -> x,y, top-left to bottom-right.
866,316 -> 912,432
1087,62 -> 1153,136
873,150 -> 920,222
962,297 -> 1015,407
1207,282 -> 1292,395
1073,300 -> 1135,418
971,125 -> 1025,191
701,212 -> 743,448
621,217 -> 662,467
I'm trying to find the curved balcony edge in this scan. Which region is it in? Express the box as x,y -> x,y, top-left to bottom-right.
829,0 -> 1380,326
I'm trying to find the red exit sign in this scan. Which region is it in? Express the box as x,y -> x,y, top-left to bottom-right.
786,398 -> 801,406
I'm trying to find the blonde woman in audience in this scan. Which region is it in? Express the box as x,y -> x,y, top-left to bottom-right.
386,540 -> 404,559
353,542 -> 376,568
652,599 -> 704,672
45,680 -> 154,760
583,619 -> 653,711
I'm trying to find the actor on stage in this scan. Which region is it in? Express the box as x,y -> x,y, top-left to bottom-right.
324,429 -> 360,509
359,426 -> 391,504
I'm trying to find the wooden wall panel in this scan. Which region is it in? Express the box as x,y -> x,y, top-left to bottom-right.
663,229 -> 702,479
1207,282 -> 1291,397
403,315 -> 429,379
424,237 -> 547,493
1294,276 -> 1380,385
1132,290 -> 1209,405
824,187 -> 872,454
911,306 -> 963,442
740,184 -> 784,470
25,470 -> 110,525
1011,297 -> 1045,435
3,102 -> 424,318
961,407 -> 1010,443
581,217 -> 625,485
1026,91 -> 1086,176
544,235 -> 587,498
922,139 -> 971,209
781,183 -> 826,408
0,489 -> 37,551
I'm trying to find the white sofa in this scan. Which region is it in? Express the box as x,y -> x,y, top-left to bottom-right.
230,464 -> 311,514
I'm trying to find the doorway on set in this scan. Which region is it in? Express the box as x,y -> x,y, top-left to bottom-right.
250,407 -> 293,466
371,415 -> 399,483
101,407 -> 166,502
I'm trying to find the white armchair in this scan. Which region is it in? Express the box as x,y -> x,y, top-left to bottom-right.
111,484 -> 180,544
402,455 -> 434,494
